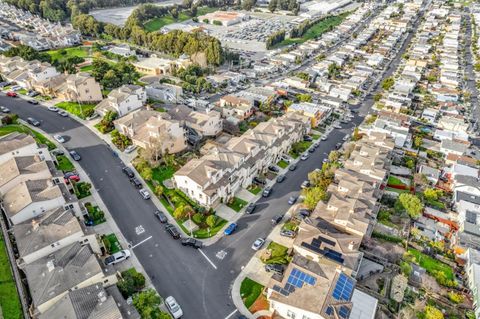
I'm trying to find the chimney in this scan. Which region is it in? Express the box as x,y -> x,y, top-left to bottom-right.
97,291 -> 107,303
46,260 -> 55,272
31,219 -> 39,231
348,241 -> 355,251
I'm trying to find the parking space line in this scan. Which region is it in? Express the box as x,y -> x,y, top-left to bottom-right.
198,249 -> 217,270
131,236 -> 152,249
224,309 -> 238,319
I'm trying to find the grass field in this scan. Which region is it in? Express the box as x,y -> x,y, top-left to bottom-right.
227,197 -> 248,212
240,278 -> 264,309
274,12 -> 349,48
263,241 -> 290,265
0,124 -> 55,150
47,46 -> 90,62
248,185 -> 262,195
56,101 -> 96,119
102,233 -> 122,254
408,248 -> 454,280
143,7 -> 217,32
277,160 -> 289,169
56,155 -> 75,172
0,235 -> 23,319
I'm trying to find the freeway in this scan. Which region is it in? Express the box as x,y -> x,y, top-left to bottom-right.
0,5 -> 425,318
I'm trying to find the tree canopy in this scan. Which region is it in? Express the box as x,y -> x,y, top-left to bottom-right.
395,193 -> 424,219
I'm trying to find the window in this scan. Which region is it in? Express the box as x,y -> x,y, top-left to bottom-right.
287,310 -> 296,319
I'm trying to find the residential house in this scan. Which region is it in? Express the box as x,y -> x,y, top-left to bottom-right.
418,164 -> 440,184
95,85 -> 146,117
219,95 -> 254,120
287,102 -> 332,127
167,105 -> 223,138
343,141 -> 390,182
56,73 -> 103,103
108,44 -> 136,58
13,207 -> 100,265
440,139 -> 469,156
132,55 -> 191,76
0,132 -> 52,164
466,249 -> 480,319
24,242 -> 117,315
145,82 -> 183,103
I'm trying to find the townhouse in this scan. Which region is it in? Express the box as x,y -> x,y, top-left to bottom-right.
287,102 -> 332,127
174,112 -> 310,207
219,94 -> 254,120
95,85 -> 146,117
0,132 -> 52,165
167,105 -> 223,139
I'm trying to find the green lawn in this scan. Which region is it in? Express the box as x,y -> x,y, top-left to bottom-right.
55,155 -> 75,172
311,134 -> 321,140
193,217 -> 227,239
144,7 -> 217,32
102,233 -> 122,254
248,185 -> 262,195
17,88 -> 28,95
385,187 -> 411,194
73,182 -> 92,199
0,124 -> 55,150
227,197 -> 248,212
240,277 -> 264,309
273,12 -> 349,48
80,65 -> 93,72
152,165 -> 176,185
0,235 -> 23,319
388,175 -> 408,186
85,202 -> 106,225
263,241 -> 290,265
47,46 -> 90,62
277,160 -> 289,169
408,248 -> 454,280
55,101 -> 96,119
289,141 -> 312,158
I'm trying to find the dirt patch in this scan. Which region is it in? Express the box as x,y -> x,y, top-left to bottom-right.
249,293 -> 270,314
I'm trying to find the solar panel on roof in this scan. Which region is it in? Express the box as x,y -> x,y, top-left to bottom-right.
326,306 -> 333,316
339,306 -> 350,318
317,235 -> 336,247
332,273 -> 355,301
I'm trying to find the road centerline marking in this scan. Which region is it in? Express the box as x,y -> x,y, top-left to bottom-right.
131,236 -> 152,249
198,249 -> 217,270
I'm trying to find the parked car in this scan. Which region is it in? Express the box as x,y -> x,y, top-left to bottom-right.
28,100 -> 39,105
139,188 -> 150,199
288,164 -> 297,171
224,223 -> 237,235
313,142 -> 320,148
165,223 -> 181,239
53,134 -> 65,143
280,155 -> 291,163
262,186 -> 272,197
104,249 -> 130,266
265,263 -> 284,274
333,124 -> 342,129
303,135 -> 313,142
64,172 -> 80,182
122,166 -> 134,178
181,237 -> 203,248
343,134 -> 350,141
308,147 -> 315,153
0,106 -> 10,113
335,142 -> 342,149
300,153 -> 309,161
245,203 -> 256,214
280,229 -> 296,238
321,135 -> 328,141
253,177 -> 266,185
165,296 -> 183,319
271,214 -> 283,225
6,91 -> 17,97
154,210 -> 168,223
288,196 -> 297,205
251,238 -> 265,251
27,117 -> 40,126
268,165 -> 279,173
47,106 -> 59,112
58,110 -> 68,117
301,180 -> 310,189
51,149 -> 64,156
124,145 -> 137,154
298,209 -> 311,218
69,150 -> 81,161
276,174 -> 286,183
130,178 -> 142,189
27,90 -> 39,97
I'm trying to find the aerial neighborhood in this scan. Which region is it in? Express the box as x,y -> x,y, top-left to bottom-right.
0,0 -> 479,318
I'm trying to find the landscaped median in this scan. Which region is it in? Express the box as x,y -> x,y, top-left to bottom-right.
55,101 -> 96,119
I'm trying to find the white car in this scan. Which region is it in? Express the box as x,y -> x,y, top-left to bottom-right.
252,238 -> 265,251
300,153 -> 309,161
53,134 -> 65,143
342,134 -> 350,141
124,145 -> 137,154
165,296 -> 183,319
139,188 -> 151,200
104,249 -> 131,266
48,106 -> 59,112
321,135 -> 327,141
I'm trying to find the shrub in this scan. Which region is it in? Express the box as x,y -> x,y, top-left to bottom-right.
447,291 -> 464,304
206,215 -> 217,228
117,268 -> 146,298
132,289 -> 162,318
192,213 -> 204,225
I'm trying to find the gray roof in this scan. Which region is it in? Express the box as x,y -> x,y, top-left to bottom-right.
456,191 -> 480,205
0,132 -> 36,156
38,284 -> 122,319
24,242 -> 105,308
441,139 -> 468,154
455,175 -> 480,189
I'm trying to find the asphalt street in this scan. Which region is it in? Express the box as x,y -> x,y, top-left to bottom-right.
0,6 -> 424,318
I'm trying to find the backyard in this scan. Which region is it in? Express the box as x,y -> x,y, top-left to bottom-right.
407,248 -> 454,280
240,277 -> 264,309
0,235 -> 23,319
56,101 -> 96,119
143,7 -> 217,32
0,124 -> 56,150
47,46 -> 90,62
55,155 -> 75,172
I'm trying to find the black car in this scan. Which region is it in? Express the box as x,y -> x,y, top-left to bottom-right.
246,203 -> 256,214
122,166 -> 135,178
69,150 -> 81,161
303,135 -> 313,142
335,142 -> 342,149
253,177 -> 266,185
28,100 -> 39,105
181,237 -> 203,248
288,164 -> 297,171
130,177 -> 142,189
298,209 -> 311,217
276,174 -> 286,183
268,165 -> 279,173
154,210 -> 168,223
165,223 -> 180,239
271,214 -> 283,225
27,117 -> 40,126
308,147 -> 315,153
265,264 -> 284,274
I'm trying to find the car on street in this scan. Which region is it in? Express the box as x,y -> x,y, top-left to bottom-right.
300,153 -> 309,161
343,134 -> 350,141
124,145 -> 137,153
303,135 -> 313,142
265,263 -> 284,274
333,124 -> 342,129
276,174 -> 286,183
335,142 -> 342,150
245,203 -> 256,214
28,100 -> 39,105
154,210 -> 168,223
314,142 -> 320,148
139,188 -> 150,199
69,150 -> 81,161
288,196 -> 297,205
268,165 -> 279,173
224,222 -> 237,235
165,296 -> 183,319
251,238 -> 265,250
58,110 -> 68,117
27,117 -> 40,126
271,214 -> 283,225
288,163 -> 297,171
53,134 -> 65,143
0,106 -> 10,113
181,237 -> 203,248
165,223 -> 181,239
253,177 -> 266,185
104,249 -> 130,265
308,147 -> 315,153
321,135 -> 328,141
301,180 -> 310,189
48,106 -> 59,112
130,177 -> 142,188
262,186 -> 272,197
280,229 -> 296,238
6,91 -> 17,97
122,166 -> 135,178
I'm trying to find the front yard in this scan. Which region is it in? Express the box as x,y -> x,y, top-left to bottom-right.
0,124 -> 56,150
73,181 -> 92,199
84,202 -> 106,225
261,241 -> 291,265
247,185 -> 262,195
55,155 -> 75,172
227,197 -> 248,212
277,160 -> 289,169
101,233 -> 122,254
240,277 -> 264,309
289,141 -> 312,159
56,101 -> 96,119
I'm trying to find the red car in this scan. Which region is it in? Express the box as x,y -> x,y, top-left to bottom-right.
6,91 -> 17,97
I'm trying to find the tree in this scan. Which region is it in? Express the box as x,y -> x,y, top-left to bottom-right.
140,166 -> 153,181
328,151 -> 340,162
303,186 -> 327,209
373,93 -> 382,102
154,185 -> 164,197
352,127 -> 361,141
132,289 -> 162,319
206,215 -> 217,228
268,0 -> 277,12
381,77 -> 395,90
423,188 -> 442,202
400,261 -> 412,276
296,93 -> 312,102
395,193 -> 423,219
327,63 -> 341,79
242,0 -> 256,10
413,136 -> 423,149
173,205 -> 194,220
423,305 -> 444,319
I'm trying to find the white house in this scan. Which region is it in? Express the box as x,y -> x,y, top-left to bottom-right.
95,85 -> 146,117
